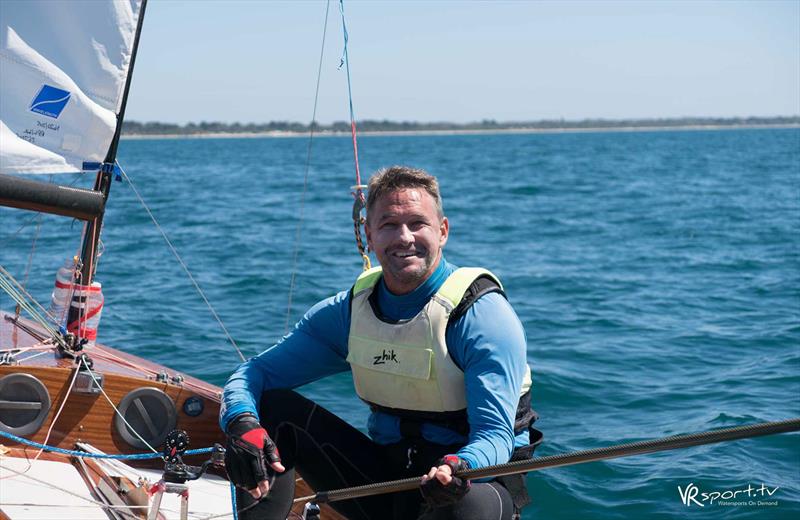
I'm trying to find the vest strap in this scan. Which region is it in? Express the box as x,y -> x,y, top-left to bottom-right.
353,266 -> 383,294
436,268 -> 503,308
448,275 -> 506,324
367,389 -> 537,438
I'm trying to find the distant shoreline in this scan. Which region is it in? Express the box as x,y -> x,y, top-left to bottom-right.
121,123 -> 800,140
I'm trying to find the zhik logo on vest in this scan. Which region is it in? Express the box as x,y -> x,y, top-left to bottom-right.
30,84 -> 71,119
678,482 -> 779,508
373,349 -> 399,365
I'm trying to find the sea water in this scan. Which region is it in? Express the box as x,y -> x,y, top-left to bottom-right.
2,128 -> 798,519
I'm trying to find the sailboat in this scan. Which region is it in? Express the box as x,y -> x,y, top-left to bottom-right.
0,2 -> 343,518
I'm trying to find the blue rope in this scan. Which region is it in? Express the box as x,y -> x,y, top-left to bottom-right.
230,482 -> 239,520
0,429 -> 213,460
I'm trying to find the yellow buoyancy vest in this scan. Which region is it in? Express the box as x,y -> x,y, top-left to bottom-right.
346,266 -> 532,413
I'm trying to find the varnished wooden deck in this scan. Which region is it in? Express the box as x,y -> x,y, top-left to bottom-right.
0,310 -> 346,519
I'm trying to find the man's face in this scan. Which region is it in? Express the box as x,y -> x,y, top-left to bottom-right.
365,188 -> 449,295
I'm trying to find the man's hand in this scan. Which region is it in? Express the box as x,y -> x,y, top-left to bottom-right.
420,455 -> 470,507
225,414 -> 285,499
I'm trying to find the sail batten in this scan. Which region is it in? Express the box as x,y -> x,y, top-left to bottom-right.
0,0 -> 144,175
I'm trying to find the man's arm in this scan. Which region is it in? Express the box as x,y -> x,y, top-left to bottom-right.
445,291 -> 529,469
219,290 -> 352,430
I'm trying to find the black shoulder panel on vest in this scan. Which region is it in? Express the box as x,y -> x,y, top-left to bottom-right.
348,285 -> 356,319
448,275 -> 506,324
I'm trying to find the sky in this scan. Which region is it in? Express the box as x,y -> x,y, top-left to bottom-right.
124,0 -> 800,125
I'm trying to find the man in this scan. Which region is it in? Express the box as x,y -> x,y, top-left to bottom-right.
221,166 -> 539,520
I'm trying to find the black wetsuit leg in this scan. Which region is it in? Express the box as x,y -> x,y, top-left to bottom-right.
419,481 -> 516,520
237,389 -> 515,520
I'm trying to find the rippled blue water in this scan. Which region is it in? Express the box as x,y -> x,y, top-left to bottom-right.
2,128 -> 799,518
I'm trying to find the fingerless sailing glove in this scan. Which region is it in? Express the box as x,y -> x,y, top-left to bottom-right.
224,414 -> 281,490
420,454 -> 471,507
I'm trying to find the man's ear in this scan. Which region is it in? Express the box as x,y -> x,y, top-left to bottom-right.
439,216 -> 449,247
364,219 -> 373,250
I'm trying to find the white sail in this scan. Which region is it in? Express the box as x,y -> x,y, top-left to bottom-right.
0,0 -> 143,174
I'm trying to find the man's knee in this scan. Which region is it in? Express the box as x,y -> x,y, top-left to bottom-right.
423,481 -> 515,520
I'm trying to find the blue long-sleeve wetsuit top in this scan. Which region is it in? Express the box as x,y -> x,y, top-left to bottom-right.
220,258 -> 530,470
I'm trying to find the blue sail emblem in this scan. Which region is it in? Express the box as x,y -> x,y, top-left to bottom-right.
30,84 -> 71,118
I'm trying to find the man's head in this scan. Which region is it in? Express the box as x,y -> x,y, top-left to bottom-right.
366,166 -> 444,221
365,166 -> 449,295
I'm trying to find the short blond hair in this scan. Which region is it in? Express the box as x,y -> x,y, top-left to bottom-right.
366,166 -> 443,221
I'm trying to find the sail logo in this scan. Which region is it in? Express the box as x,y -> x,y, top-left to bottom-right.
678,482 -> 779,507
30,84 -> 71,119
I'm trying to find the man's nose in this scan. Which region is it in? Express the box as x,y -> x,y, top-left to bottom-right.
397,224 -> 413,244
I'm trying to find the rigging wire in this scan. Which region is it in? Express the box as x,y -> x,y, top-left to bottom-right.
284,0 -> 332,334
0,173 -> 85,250
338,0 -> 371,271
80,355 -> 162,455
15,213 -> 42,319
0,212 -> 43,249
0,265 -> 66,349
117,162 -> 245,362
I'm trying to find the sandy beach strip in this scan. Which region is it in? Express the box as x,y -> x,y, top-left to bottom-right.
121,123 -> 800,140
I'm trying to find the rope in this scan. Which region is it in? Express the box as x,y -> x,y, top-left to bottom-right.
0,462 -> 161,520
15,349 -> 51,363
79,356 -> 160,455
0,265 -> 67,349
15,213 -> 42,319
0,212 -> 42,249
295,418 -> 800,504
284,0 -> 332,335
117,162 -> 245,362
230,482 -> 239,520
33,361 -> 81,461
0,429 -> 213,460
338,0 -> 371,271
0,173 -> 84,250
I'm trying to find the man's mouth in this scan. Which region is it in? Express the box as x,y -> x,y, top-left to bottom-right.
391,250 -> 422,258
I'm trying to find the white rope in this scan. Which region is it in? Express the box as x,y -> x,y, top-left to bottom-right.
117,162 -> 245,362
33,363 -> 81,460
1,459 -> 234,519
74,442 -> 236,520
75,442 -> 147,483
80,357 -> 161,455
0,342 -> 53,354
16,349 -> 53,363
0,503 -> 142,510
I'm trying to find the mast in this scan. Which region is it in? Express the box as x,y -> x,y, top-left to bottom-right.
75,0 -> 149,288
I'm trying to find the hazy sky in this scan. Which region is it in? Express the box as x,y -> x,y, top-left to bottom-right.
124,0 -> 800,125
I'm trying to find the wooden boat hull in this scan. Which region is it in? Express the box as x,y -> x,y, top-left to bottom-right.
0,310 -> 345,519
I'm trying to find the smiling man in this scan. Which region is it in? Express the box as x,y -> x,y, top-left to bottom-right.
221,166 -> 540,520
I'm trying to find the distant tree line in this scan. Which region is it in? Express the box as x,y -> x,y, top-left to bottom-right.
122,116 -> 800,136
